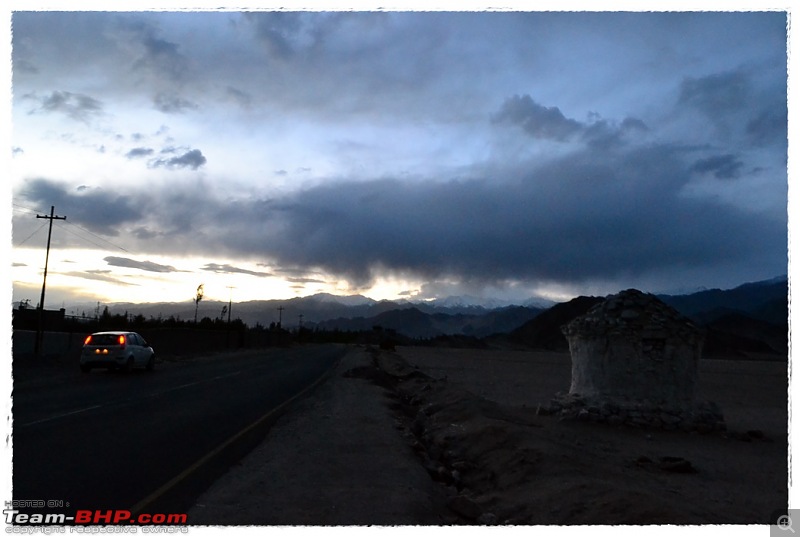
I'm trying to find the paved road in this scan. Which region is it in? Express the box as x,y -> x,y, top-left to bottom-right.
12,345 -> 345,517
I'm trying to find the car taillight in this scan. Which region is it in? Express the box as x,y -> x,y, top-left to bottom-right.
84,335 -> 92,345
118,335 -> 126,346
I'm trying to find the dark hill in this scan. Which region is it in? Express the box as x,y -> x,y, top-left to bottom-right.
316,306 -> 541,339
460,306 -> 542,338
659,277 -> 787,360
317,307 -> 439,338
506,279 -> 787,359
701,312 -> 787,358
508,295 -> 604,350
658,277 -> 787,324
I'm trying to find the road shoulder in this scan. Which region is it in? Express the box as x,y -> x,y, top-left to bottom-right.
188,346 -> 451,525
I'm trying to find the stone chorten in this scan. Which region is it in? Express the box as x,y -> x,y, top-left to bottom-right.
552,289 -> 723,431
561,289 -> 702,410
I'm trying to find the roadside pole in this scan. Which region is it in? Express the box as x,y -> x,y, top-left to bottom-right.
34,206 -> 66,357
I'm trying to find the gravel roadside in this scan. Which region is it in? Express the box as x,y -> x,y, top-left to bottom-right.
187,346 -> 452,526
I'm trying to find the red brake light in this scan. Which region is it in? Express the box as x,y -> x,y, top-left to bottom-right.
84,335 -> 92,345
118,335 -> 126,346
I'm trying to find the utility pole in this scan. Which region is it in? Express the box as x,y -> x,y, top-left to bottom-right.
35,206 -> 66,357
226,286 -> 235,324
276,306 -> 284,329
226,286 -> 235,348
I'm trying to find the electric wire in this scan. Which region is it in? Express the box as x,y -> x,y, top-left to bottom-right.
13,202 -> 132,254
58,219 -> 131,253
11,202 -> 41,215
15,221 -> 48,246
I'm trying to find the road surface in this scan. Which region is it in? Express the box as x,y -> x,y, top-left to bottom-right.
12,345 -> 344,518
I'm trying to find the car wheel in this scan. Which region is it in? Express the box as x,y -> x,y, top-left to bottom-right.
146,355 -> 155,372
80,365 -> 91,373
121,357 -> 134,373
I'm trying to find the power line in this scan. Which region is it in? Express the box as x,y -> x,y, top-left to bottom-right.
14,202 -> 131,254
16,221 -> 49,246
57,219 -> 131,253
12,203 -> 52,247
52,222 -> 108,250
12,202 -> 44,215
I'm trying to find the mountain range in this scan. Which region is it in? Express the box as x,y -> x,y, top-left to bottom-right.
101,275 -> 788,358
103,293 -> 546,338
505,276 -> 788,359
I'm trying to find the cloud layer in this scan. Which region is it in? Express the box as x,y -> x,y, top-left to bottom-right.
10,11 -> 788,299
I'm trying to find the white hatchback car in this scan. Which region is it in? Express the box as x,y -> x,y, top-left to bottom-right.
80,331 -> 155,373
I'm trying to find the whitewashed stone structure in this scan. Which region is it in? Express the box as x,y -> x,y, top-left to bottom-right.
549,289 -> 724,431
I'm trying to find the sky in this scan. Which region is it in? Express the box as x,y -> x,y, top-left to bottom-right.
5,3 -> 791,308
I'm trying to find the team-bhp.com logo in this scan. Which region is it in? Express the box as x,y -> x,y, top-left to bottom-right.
4,506 -> 188,529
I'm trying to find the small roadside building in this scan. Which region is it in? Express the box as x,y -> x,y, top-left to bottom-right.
561,289 -> 703,412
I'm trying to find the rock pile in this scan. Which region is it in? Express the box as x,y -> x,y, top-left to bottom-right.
542,392 -> 725,432
551,289 -> 724,431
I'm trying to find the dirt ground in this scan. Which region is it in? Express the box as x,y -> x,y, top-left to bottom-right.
188,345 -> 789,526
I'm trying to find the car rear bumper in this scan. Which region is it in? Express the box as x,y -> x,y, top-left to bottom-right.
80,355 -> 126,368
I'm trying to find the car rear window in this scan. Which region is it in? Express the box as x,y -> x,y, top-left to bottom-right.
87,334 -> 124,346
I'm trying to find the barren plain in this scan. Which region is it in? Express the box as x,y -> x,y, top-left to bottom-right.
189,345 -> 788,526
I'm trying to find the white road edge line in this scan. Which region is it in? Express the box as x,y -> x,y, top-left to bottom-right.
20,371 -> 244,427
21,405 -> 104,427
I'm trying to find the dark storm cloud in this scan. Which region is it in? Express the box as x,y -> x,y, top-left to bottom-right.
676,69 -> 765,141
678,70 -> 750,117
493,95 -> 583,142
690,154 -> 744,180
30,124 -> 777,292
142,33 -> 181,62
149,149 -> 207,170
747,108 -> 788,146
104,256 -> 177,273
14,148 -> 785,294
264,152 -> 777,286
25,91 -> 103,123
17,179 -> 143,237
201,263 -> 271,277
132,227 -> 160,240
494,95 -> 649,149
584,117 -> 650,150
231,11 -> 482,120
10,11 -> 787,297
245,11 -> 320,59
620,118 -> 648,133
128,21 -> 190,82
673,63 -> 787,153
